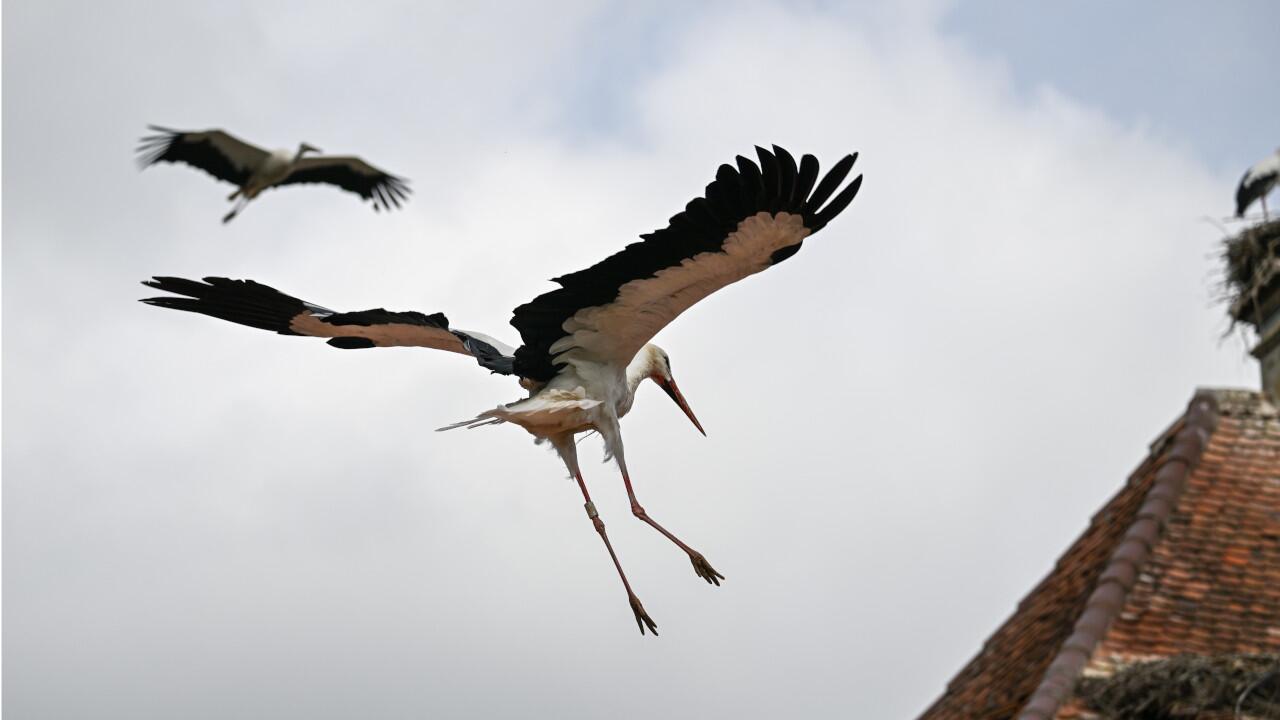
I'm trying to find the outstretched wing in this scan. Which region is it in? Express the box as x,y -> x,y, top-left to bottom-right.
136,126 -> 268,186
277,156 -> 411,211
141,276 -> 514,375
509,145 -> 862,381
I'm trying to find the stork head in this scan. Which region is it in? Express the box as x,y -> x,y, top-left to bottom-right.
642,344 -> 705,437
298,142 -> 322,156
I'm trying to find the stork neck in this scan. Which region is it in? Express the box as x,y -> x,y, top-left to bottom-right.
612,359 -> 652,419
625,360 -> 651,398
620,346 -> 666,414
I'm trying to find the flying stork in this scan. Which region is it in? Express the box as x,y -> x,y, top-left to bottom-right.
137,126 -> 410,223
1236,148 -> 1280,220
141,146 -> 862,634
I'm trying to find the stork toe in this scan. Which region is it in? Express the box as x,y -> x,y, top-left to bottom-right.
689,552 -> 724,586
629,595 -> 658,636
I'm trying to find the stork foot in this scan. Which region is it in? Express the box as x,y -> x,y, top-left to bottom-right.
629,594 -> 659,636
689,552 -> 724,586
221,209 -> 238,224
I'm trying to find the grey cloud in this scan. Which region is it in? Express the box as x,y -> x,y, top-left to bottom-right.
4,2 -> 1268,719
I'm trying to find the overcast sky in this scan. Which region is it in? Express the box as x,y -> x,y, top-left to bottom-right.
5,1 -> 1278,718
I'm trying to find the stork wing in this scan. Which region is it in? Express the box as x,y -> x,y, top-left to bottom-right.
276,156 -> 411,211
136,126 -> 268,186
509,146 -> 861,380
141,276 -> 515,375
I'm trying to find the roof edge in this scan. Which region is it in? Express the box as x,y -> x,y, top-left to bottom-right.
1014,390 -> 1221,720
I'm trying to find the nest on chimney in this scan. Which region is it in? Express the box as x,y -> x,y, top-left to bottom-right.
1222,219 -> 1280,328
1076,653 -> 1280,719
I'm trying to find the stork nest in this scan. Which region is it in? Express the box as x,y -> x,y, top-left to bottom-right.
1221,219 -> 1280,327
1077,654 -> 1280,719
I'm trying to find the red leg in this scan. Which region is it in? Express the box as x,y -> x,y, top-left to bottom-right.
556,436 -> 657,635
620,469 -> 725,586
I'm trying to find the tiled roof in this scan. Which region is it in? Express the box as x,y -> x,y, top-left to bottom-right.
916,389 -> 1280,720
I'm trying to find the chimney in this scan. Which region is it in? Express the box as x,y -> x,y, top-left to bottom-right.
1227,219 -> 1280,402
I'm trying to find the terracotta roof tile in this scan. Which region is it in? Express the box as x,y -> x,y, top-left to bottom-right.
1083,391 -> 1280,667
916,389 -> 1280,720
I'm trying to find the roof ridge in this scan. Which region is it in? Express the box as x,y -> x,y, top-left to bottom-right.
1194,386 -> 1278,419
1014,391 -> 1221,720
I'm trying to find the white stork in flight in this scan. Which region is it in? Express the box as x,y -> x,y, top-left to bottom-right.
1236,147 -> 1280,220
137,126 -> 410,223
141,146 -> 862,634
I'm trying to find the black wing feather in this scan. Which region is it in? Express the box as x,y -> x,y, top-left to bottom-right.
774,146 -> 799,211
756,146 -> 782,212
813,174 -> 864,230
1236,168 -> 1279,217
136,126 -> 261,185
277,158 -> 411,211
794,154 -> 820,207
803,152 -> 856,215
141,276 -> 314,334
141,276 -> 513,375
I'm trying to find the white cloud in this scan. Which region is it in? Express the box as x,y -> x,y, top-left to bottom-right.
4,2 -> 1258,718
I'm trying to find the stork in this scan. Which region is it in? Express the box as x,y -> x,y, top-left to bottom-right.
137,126 -> 410,223
141,146 -> 862,634
1236,148 -> 1280,220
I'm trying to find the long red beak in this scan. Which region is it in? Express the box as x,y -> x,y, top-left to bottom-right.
657,376 -> 706,436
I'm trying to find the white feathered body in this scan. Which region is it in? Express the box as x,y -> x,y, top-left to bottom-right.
448,345 -> 665,459
242,149 -> 299,198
